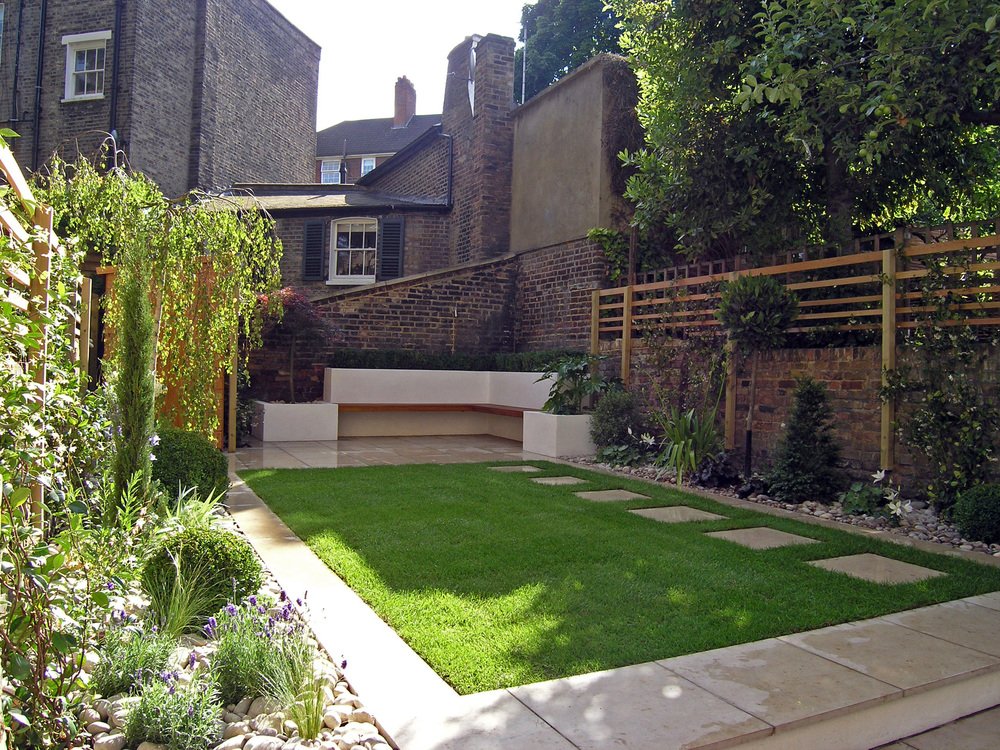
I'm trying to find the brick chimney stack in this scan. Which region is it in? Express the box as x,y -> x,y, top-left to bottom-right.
393,76 -> 416,128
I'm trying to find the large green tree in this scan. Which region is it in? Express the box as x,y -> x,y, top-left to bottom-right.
611,0 -> 1000,259
515,0 -> 623,103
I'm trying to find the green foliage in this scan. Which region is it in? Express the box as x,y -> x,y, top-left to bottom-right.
90,623 -> 174,697
717,275 -> 799,355
111,263 -> 156,508
212,595 -> 307,705
953,484 -> 1000,544
515,0 -> 622,102
326,348 -> 577,373
590,388 -> 642,449
839,480 -> 887,517
36,146 -> 283,439
142,528 -> 263,635
262,287 -> 330,403
124,677 -> 221,750
152,426 -> 229,499
537,354 -> 607,414
768,378 -> 843,504
609,0 -> 1000,258
154,486 -> 225,538
881,254 -> 1000,509
653,407 -> 721,486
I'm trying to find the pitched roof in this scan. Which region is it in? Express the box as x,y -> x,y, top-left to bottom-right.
316,114 -> 441,158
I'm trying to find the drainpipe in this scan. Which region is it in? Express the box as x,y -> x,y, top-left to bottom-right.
442,133 -> 454,207
31,0 -> 49,170
11,0 -> 25,122
108,0 -> 124,141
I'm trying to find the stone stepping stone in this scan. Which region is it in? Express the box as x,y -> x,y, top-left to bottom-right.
630,506 -> 726,523
808,553 -> 945,584
575,489 -> 649,502
706,527 -> 819,550
531,476 -> 587,486
489,465 -> 542,473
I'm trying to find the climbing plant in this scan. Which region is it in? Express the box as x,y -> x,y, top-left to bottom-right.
35,143 -> 283,438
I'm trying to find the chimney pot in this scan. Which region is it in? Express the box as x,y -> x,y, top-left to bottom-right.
394,76 -> 416,128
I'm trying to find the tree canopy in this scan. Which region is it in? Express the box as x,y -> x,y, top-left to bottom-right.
610,0 -> 1000,260
515,0 -> 623,103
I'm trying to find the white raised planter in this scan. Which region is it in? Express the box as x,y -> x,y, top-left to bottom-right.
522,411 -> 595,458
252,400 -> 339,442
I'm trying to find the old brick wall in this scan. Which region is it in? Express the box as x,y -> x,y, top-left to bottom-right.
364,133 -> 450,203
515,237 -> 608,351
249,237 -> 609,400
442,34 -> 515,265
192,0 -> 319,189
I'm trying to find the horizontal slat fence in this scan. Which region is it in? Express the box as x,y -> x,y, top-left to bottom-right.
592,219 -> 1000,470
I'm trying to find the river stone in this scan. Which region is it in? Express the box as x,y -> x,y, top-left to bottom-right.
216,737 -> 248,750
234,697 -> 253,715
79,707 -> 102,725
323,708 -> 348,729
225,721 -> 252,739
86,721 -> 112,735
93,733 -> 127,750
244,736 -> 286,750
249,696 -> 281,718
137,742 -> 169,750
224,711 -> 245,723
348,709 -> 375,725
92,698 -> 112,720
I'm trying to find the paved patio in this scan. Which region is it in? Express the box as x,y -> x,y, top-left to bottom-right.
227,436 -> 1000,750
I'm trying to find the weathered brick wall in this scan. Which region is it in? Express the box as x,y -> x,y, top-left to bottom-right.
193,0 -> 319,188
276,210 -> 452,297
515,237 -> 608,351
249,237 -> 609,400
364,134 -> 449,202
442,34 -> 515,265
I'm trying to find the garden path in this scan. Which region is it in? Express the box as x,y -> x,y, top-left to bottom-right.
228,437 -> 1000,750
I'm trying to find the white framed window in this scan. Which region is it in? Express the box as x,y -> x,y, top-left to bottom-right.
62,31 -> 112,101
328,218 -> 377,284
360,157 -> 376,176
320,159 -> 341,184
0,6 -> 6,65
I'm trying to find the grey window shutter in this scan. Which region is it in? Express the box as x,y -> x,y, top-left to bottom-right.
377,217 -> 404,281
302,221 -> 325,281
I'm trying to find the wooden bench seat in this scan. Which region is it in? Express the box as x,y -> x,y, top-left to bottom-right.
336,403 -> 529,419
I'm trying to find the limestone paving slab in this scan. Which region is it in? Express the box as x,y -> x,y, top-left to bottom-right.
779,619 -> 999,693
882,599 -> 1000,657
660,638 -> 898,731
893,705 -> 1000,750
574,489 -> 650,502
510,662 -> 772,750
706,527 -> 819,550
630,506 -> 726,523
394,689 -> 577,750
808,553 -> 945,584
964,591 -> 1000,611
531,476 -> 588,486
489,465 -> 543,473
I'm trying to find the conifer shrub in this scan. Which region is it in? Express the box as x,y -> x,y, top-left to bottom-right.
767,377 -> 843,503
953,484 -> 1000,544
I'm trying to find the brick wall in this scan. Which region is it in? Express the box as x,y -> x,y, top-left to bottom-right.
192,0 -> 318,188
0,1 -> 318,193
515,237 -> 608,350
364,134 -> 449,203
249,236 -> 609,400
442,34 -> 515,265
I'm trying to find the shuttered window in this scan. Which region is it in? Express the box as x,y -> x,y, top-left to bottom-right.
377,216 -> 404,281
302,221 -> 325,280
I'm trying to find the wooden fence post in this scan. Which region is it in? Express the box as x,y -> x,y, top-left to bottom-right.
880,232 -> 899,470
724,340 -> 736,450
79,277 -> 93,388
590,289 -> 600,357
620,286 -> 633,385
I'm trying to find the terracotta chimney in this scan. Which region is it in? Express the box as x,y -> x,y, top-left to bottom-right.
393,76 -> 416,128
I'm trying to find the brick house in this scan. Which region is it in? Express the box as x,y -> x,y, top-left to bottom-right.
245,34 -> 641,398
315,76 -> 440,185
0,0 -> 319,195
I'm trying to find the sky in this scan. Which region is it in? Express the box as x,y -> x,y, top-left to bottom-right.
267,0 -> 533,130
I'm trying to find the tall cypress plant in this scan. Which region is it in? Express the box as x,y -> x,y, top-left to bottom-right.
111,262 -> 155,508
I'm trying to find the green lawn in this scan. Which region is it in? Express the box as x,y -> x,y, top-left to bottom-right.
239,462 -> 1000,694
